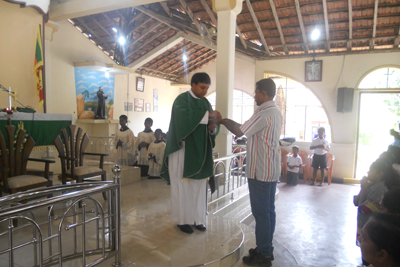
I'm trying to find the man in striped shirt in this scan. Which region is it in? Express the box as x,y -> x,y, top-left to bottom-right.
216,78 -> 282,266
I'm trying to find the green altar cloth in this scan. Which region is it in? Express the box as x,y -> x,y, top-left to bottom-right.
0,113 -> 73,146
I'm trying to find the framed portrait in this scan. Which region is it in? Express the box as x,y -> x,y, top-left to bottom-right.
145,103 -> 151,112
136,77 -> 145,92
305,60 -> 323,82
134,98 -> 144,112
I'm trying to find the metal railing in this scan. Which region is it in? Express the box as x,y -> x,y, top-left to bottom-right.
0,165 -> 124,267
209,151 -> 247,203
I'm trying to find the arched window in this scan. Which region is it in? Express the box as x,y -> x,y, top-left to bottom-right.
264,74 -> 332,142
206,90 -> 254,124
356,67 -> 400,178
359,68 -> 400,89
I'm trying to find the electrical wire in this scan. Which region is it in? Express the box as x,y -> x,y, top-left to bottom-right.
332,55 -> 346,106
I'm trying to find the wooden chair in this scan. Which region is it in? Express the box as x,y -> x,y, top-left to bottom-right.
0,125 -> 54,197
52,125 -> 108,200
283,150 -> 310,182
280,149 -> 289,181
306,153 -> 335,185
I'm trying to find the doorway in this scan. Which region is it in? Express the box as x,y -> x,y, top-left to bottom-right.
356,93 -> 400,178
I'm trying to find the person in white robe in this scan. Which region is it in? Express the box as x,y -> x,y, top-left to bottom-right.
113,115 -> 136,166
136,117 -> 156,176
147,129 -> 166,179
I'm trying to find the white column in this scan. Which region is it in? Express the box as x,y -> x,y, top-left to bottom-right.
213,0 -> 243,157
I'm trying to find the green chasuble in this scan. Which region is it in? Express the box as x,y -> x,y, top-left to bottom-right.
161,91 -> 218,183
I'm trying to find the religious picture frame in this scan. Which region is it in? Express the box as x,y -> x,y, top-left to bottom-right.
136,77 -> 145,92
134,98 -> 144,112
124,102 -> 133,111
153,89 -> 158,112
305,60 -> 323,82
145,103 -> 151,112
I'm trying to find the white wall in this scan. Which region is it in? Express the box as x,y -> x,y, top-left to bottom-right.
256,52 -> 400,178
46,20 -> 114,118
114,74 -> 179,135
0,1 -> 43,112
179,58 -> 256,96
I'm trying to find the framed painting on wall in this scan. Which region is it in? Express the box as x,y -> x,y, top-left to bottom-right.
305,60 -> 323,82
136,77 -> 145,92
153,89 -> 158,112
134,98 -> 144,112
145,103 -> 151,112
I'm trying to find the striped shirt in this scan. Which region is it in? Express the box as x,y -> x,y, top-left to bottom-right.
240,101 -> 282,182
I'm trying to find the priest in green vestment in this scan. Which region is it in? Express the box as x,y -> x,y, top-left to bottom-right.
161,73 -> 218,234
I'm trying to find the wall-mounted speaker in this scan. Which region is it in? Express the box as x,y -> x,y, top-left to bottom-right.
337,87 -> 354,112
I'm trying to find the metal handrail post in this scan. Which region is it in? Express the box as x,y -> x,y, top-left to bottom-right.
112,165 -> 124,266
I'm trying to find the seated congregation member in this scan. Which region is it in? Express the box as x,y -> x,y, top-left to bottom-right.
147,129 -> 166,179
287,145 -> 303,186
309,127 -> 330,186
354,160 -> 391,266
113,115 -> 136,166
358,213 -> 400,267
136,118 -> 156,176
381,187 -> 400,215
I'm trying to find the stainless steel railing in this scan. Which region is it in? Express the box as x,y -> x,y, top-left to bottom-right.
209,151 -> 247,203
0,165 -> 124,267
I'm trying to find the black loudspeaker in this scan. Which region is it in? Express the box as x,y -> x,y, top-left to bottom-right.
337,87 -> 354,112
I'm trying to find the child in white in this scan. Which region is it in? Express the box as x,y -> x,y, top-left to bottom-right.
113,115 -> 136,166
287,145 -> 303,185
136,117 -> 156,176
310,127 -> 330,186
147,129 -> 166,179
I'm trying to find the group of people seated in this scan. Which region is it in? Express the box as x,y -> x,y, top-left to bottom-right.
113,115 -> 167,179
353,145 -> 400,267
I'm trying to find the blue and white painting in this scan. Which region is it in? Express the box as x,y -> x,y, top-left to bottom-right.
74,67 -> 115,119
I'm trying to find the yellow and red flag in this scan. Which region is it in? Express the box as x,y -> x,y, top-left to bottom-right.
34,25 -> 44,107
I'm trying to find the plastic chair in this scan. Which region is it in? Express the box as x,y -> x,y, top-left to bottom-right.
283,150 -> 310,182
307,153 -> 335,185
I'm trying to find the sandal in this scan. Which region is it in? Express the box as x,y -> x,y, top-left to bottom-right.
310,181 -> 315,185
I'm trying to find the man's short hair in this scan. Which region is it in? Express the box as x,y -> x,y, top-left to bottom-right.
318,127 -> 325,132
155,128 -> 163,134
119,115 -> 127,121
256,78 -> 276,98
191,73 -> 211,85
292,145 -> 299,150
145,118 -> 153,124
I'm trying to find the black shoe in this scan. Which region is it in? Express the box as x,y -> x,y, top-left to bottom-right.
177,224 -> 193,234
148,176 -> 162,179
248,248 -> 274,261
194,224 -> 206,231
243,250 -> 272,266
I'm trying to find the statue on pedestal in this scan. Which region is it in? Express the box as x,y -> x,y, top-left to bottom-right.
95,86 -> 108,119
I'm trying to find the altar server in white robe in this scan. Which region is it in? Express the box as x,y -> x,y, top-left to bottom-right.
147,129 -> 166,179
113,115 -> 136,166
136,117 -> 156,176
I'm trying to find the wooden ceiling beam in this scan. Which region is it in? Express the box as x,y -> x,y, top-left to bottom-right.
155,44 -> 203,72
293,0 -> 309,54
269,0 -> 288,55
75,18 -> 107,46
184,52 -> 217,73
199,0 -> 247,49
127,22 -> 162,49
322,0 -> 330,51
245,0 -> 271,56
137,67 -> 181,78
347,0 -> 352,50
160,2 -> 172,18
178,0 -> 202,35
125,27 -> 171,60
90,15 -> 116,41
370,0 -> 379,49
135,6 -> 190,33
172,50 -> 216,73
